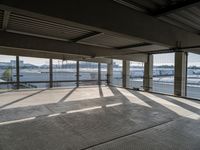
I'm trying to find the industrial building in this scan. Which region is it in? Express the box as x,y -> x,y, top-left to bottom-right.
0,0 -> 200,149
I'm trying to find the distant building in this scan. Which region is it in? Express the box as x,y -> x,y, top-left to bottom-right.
10,60 -> 24,67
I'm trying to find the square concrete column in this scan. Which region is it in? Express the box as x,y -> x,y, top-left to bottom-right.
143,54 -> 153,92
76,61 -> 80,87
122,60 -> 130,88
174,52 -> 187,96
98,63 -> 101,85
107,61 -> 113,85
49,58 -> 53,88
16,56 -> 20,89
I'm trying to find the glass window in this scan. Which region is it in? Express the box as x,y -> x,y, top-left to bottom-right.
19,56 -> 49,89
187,53 -> 200,100
0,54 -> 16,90
101,63 -> 107,85
112,59 -> 122,87
153,53 -> 175,94
79,61 -> 98,85
52,59 -> 76,87
129,61 -> 144,90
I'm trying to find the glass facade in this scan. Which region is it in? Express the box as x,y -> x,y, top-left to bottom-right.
0,54 -> 110,90
19,56 -> 49,89
0,54 -> 17,91
0,51 -> 199,100
101,63 -> 107,85
79,61 -> 98,85
153,53 -> 175,94
129,61 -> 144,90
187,53 -> 200,100
112,59 -> 122,87
53,59 -> 76,87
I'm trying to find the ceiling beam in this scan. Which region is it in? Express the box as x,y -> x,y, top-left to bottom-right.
70,31 -> 101,42
1,1 -> 200,48
2,10 -> 10,30
0,46 -> 112,64
154,0 -> 200,17
116,42 -> 152,49
108,53 -> 148,62
0,31 -> 122,57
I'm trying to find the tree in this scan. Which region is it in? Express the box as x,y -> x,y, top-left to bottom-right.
2,68 -> 12,81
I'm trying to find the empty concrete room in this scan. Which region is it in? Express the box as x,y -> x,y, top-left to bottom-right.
0,0 -> 200,150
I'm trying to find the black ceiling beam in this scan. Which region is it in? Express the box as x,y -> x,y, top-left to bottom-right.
113,0 -> 149,13
153,0 -> 200,17
70,31 -> 101,42
116,42 -> 152,50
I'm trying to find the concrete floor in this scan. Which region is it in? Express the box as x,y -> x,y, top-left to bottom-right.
0,85 -> 200,150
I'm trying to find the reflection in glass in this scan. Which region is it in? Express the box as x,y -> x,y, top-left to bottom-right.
79,61 -> 98,85
187,53 -> 200,100
19,56 -> 49,89
101,63 -> 107,85
0,54 -> 16,91
129,61 -> 144,90
153,53 -> 175,94
53,59 -> 76,87
112,59 -> 122,87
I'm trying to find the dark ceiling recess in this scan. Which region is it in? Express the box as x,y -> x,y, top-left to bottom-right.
152,0 -> 200,16
0,10 -> 3,29
113,0 -> 200,16
70,31 -> 101,43
115,42 -> 152,50
113,0 -> 200,34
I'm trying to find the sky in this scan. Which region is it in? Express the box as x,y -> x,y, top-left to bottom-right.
154,53 -> 200,66
0,53 -> 200,66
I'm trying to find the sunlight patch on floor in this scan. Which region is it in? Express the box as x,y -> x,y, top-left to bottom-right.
139,92 -> 200,120
116,88 -> 151,108
167,96 -> 200,109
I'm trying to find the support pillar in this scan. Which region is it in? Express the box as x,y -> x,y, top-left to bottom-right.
49,58 -> 53,88
107,61 -> 113,85
174,52 -> 187,96
16,56 -> 20,89
76,61 -> 80,87
122,60 -> 130,88
98,63 -> 101,85
143,54 -> 153,92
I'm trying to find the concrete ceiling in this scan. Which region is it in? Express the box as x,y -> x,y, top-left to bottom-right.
0,0 -> 200,59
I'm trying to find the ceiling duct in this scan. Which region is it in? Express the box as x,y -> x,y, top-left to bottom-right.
0,10 -> 3,29
7,12 -> 92,41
